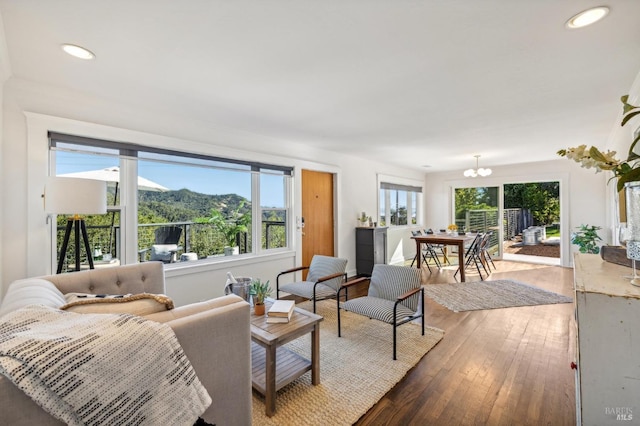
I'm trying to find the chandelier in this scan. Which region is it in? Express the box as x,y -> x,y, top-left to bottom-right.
463,155 -> 492,177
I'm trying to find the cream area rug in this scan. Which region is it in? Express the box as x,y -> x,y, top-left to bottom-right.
423,279 -> 573,312
251,299 -> 444,425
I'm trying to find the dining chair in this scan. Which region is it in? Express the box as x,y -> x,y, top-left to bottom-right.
423,229 -> 450,266
478,230 -> 497,271
410,230 -> 441,271
454,232 -> 488,280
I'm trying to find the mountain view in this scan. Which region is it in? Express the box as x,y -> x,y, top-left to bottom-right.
137,189 -> 250,223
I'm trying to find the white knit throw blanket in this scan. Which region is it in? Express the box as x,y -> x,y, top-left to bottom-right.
0,305 -> 211,426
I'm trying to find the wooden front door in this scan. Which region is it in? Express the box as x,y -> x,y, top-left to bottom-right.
302,170 -> 335,278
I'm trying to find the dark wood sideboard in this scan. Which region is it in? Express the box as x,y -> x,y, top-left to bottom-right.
355,227 -> 387,276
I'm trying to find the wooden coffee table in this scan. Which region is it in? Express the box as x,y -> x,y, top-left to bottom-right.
250,301 -> 323,416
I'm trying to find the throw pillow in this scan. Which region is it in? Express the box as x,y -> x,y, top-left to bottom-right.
61,293 -> 174,316
150,244 -> 178,262
0,278 -> 66,318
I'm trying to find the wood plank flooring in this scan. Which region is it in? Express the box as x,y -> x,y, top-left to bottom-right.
354,260 -> 576,426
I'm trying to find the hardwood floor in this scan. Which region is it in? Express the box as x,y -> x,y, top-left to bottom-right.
354,260 -> 577,426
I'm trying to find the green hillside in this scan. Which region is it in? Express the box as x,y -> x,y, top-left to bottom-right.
137,188 -> 249,222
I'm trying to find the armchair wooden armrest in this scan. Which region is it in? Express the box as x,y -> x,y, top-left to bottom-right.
393,287 -> 424,328
276,265 -> 311,295
341,276 -> 368,288
315,272 -> 347,284
337,276 -> 368,299
397,287 -> 422,302
277,265 -> 309,278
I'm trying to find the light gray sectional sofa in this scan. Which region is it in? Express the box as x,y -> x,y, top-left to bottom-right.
0,262 -> 252,426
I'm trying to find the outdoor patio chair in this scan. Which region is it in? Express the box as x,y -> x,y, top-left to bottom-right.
138,225 -> 183,263
276,255 -> 348,313
337,264 -> 424,360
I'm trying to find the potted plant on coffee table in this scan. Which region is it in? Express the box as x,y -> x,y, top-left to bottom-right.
250,279 -> 272,315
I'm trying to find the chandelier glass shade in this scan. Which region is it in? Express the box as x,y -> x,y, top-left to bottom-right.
463,155 -> 492,177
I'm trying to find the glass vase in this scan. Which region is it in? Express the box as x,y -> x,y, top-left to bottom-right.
625,182 -> 640,285
626,182 -> 640,258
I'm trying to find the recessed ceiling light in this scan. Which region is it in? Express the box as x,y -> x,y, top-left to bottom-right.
566,6 -> 609,29
61,44 -> 95,60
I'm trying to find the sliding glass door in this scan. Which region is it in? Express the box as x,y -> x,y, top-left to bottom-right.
453,181 -> 561,264
503,181 -> 560,263
454,186 -> 500,259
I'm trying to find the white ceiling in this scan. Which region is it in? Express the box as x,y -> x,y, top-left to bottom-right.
2,1 -> 640,173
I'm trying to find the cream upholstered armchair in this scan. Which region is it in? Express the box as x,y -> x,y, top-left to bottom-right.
276,255 -> 348,313
337,264 -> 424,360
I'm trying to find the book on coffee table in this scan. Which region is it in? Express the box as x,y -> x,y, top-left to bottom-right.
266,315 -> 291,323
267,300 -> 295,322
268,300 -> 295,317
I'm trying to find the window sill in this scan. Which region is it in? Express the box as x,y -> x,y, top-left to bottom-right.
162,250 -> 295,278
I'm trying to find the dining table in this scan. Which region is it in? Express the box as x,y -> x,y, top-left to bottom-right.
412,233 -> 476,282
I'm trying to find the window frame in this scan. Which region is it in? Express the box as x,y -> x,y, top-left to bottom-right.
377,176 -> 423,228
48,132 -> 293,268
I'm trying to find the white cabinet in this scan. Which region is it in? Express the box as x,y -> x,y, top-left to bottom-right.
574,254 -> 640,425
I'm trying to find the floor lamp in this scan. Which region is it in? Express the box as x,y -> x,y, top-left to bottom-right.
45,177 -> 107,273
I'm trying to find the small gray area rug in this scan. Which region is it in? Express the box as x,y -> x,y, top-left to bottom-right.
423,279 -> 573,312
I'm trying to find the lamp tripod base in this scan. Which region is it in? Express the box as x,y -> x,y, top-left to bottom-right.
56,217 -> 95,274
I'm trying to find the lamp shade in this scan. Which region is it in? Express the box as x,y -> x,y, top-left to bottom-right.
45,177 -> 107,215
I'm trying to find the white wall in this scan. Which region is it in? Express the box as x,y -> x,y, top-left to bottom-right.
0,12 -> 10,300
0,77 -> 425,305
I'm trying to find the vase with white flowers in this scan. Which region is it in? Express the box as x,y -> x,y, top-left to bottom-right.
557,95 -> 640,192
559,96 -> 640,275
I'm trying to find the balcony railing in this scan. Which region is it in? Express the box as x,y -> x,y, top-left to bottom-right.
55,219 -> 286,270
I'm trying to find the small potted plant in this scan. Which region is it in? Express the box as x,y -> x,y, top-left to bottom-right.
447,223 -> 458,236
250,279 -> 272,315
358,211 -> 369,227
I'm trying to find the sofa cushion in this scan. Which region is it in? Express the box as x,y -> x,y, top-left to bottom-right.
61,292 -> 174,316
0,278 -> 66,318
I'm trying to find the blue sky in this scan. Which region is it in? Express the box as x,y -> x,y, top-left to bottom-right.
56,151 -> 285,207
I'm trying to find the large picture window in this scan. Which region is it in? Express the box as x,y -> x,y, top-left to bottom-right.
49,133 -> 292,271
